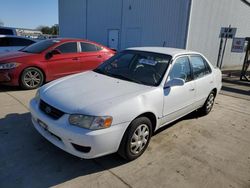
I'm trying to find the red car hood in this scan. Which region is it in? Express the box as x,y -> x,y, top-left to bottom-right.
0,51 -> 37,62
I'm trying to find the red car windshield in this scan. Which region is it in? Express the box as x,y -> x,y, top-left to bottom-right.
20,39 -> 59,54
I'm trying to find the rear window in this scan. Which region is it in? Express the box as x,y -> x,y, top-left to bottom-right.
81,42 -> 101,52
0,28 -> 14,35
9,38 -> 34,46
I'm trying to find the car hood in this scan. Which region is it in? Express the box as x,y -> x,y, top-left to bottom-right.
40,71 -> 152,114
0,51 -> 35,62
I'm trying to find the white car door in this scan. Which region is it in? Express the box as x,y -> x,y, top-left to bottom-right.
189,55 -> 214,107
161,56 -> 196,126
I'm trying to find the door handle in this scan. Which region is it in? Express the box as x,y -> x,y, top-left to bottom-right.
72,57 -> 79,61
189,88 -> 195,91
97,55 -> 102,58
209,81 -> 214,84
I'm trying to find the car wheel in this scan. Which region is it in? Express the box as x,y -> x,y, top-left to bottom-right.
20,67 -> 44,90
118,117 -> 152,161
199,91 -> 215,115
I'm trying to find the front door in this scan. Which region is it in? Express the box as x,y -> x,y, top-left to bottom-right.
46,42 -> 80,79
161,56 -> 196,126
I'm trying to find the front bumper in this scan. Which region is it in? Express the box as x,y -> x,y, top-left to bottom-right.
29,99 -> 129,159
0,69 -> 19,86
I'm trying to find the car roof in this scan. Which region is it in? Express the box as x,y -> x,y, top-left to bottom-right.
0,34 -> 36,41
127,47 -> 200,58
49,38 -> 108,48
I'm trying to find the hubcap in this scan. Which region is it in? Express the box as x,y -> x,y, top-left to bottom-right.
24,70 -> 41,88
130,124 -> 149,155
206,93 -> 214,112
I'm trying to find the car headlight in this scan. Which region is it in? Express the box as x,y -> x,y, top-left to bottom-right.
69,114 -> 113,130
34,89 -> 40,103
0,62 -> 20,70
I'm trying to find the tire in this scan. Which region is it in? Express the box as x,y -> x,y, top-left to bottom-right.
118,117 -> 152,161
20,67 -> 44,90
199,91 -> 216,115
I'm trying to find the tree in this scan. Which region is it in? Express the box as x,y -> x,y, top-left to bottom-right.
36,24 -> 59,35
0,19 -> 4,26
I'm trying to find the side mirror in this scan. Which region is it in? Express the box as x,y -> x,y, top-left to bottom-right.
45,51 -> 53,60
164,78 -> 185,88
45,49 -> 61,60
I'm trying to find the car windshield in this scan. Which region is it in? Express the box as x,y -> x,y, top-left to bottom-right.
20,39 -> 60,54
94,50 -> 171,86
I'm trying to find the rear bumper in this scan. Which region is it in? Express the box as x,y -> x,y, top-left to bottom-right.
29,99 -> 129,159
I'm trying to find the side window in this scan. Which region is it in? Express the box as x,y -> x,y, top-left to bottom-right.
81,42 -> 100,52
55,42 -> 78,54
169,56 -> 192,82
0,38 -> 10,46
190,56 -> 211,79
0,28 -> 14,35
9,38 -> 35,46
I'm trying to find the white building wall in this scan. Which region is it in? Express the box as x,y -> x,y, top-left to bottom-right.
187,0 -> 250,67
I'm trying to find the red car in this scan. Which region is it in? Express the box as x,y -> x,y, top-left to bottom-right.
0,38 -> 115,89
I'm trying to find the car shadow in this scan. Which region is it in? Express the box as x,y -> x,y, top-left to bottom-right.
0,110 -> 202,187
0,85 -> 21,92
0,112 -> 128,188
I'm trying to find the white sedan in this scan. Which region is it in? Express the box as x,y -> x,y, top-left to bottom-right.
29,47 -> 222,160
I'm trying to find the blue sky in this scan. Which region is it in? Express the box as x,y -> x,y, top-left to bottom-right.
0,0 -> 58,29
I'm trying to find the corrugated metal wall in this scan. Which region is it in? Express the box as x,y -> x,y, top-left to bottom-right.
59,0 -> 87,38
120,0 -> 190,49
187,0 -> 250,67
86,0 -> 122,46
59,0 -> 190,50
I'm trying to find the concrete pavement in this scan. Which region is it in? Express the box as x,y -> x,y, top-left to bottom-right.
0,86 -> 250,188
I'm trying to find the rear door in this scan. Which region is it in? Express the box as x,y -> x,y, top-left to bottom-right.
46,42 -> 81,79
78,42 -> 105,71
189,55 -> 214,107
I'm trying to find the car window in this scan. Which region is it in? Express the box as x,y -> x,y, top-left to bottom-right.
0,28 -> 14,35
190,56 -> 211,79
21,39 -> 59,53
169,56 -> 192,82
81,42 -> 100,52
94,50 -> 171,86
0,38 -> 10,46
9,38 -> 35,46
55,42 -> 78,54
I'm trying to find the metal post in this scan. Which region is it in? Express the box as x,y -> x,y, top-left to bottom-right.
216,38 -> 223,67
219,25 -> 231,69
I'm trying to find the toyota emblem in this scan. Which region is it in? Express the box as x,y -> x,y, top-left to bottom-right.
45,106 -> 52,114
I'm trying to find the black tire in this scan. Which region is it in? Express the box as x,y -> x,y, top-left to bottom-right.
118,117 -> 152,161
20,67 -> 44,90
199,91 -> 216,115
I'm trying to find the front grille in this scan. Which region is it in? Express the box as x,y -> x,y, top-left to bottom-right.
39,100 -> 64,120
